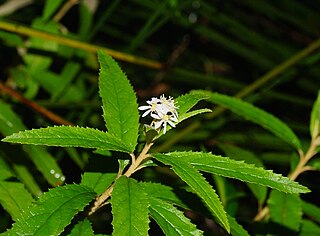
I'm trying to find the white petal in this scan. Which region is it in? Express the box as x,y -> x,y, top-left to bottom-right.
151,113 -> 161,119
163,123 -> 167,134
142,110 -> 151,117
154,120 -> 163,129
167,120 -> 176,127
138,105 -> 150,110
170,115 -> 178,122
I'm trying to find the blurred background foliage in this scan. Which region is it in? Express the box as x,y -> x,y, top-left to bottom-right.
0,0 -> 320,235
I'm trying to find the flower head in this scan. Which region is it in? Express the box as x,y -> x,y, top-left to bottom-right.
138,94 -> 179,134
138,97 -> 161,117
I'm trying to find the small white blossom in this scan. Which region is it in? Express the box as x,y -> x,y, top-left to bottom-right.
139,94 -> 179,134
138,97 -> 161,117
151,111 -> 178,134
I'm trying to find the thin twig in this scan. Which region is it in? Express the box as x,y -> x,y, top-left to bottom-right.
254,134 -> 319,221
0,21 -> 163,69
155,37 -> 320,152
89,142 -> 154,215
53,0 -> 79,22
0,81 -> 73,126
124,142 -> 153,177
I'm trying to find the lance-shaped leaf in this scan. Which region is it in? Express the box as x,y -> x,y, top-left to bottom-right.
179,109 -> 212,123
268,190 -> 302,231
219,144 -> 267,203
111,176 -> 150,236
227,215 -> 250,236
98,51 -> 139,152
68,218 -> 94,236
81,172 -> 117,195
154,152 -> 309,194
310,91 -> 320,138
193,90 -> 302,150
301,220 -> 320,236
153,154 -> 230,233
302,200 -> 320,223
148,197 -> 203,236
3,184 -> 96,236
0,100 -> 63,187
140,182 -> 187,208
2,126 -> 131,153
0,159 -> 34,221
175,91 -> 211,115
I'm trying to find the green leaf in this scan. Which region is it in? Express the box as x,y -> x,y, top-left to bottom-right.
98,50 -> 139,152
179,108 -> 212,123
219,144 -> 267,203
2,126 -> 131,153
81,172 -> 117,195
0,160 -> 34,221
140,182 -> 187,208
194,90 -> 302,150
0,100 -> 63,187
42,0 -> 64,20
310,90 -> 320,138
300,220 -> 320,236
175,91 -> 210,115
152,153 -> 230,233
301,200 -> 320,223
3,184 -> 96,236
52,62 -> 81,101
160,152 -> 309,194
68,218 -> 94,236
111,176 -> 150,236
24,146 -> 66,186
268,190 -> 302,231
227,215 -> 250,236
148,197 -> 203,236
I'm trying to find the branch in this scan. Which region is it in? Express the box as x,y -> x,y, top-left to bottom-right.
0,81 -> 73,126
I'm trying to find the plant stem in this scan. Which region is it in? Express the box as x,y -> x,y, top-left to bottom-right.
0,21 -> 163,69
53,0 -> 79,22
88,142 -> 153,215
156,37 -> 320,152
124,142 -> 153,177
254,135 -> 319,221
0,81 -> 74,126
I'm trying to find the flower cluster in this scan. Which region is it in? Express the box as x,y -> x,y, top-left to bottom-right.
138,95 -> 179,134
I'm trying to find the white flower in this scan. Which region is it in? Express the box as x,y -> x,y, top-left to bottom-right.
158,94 -> 178,119
138,97 -> 161,117
139,94 -> 179,134
151,111 -> 178,134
